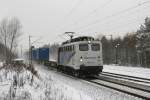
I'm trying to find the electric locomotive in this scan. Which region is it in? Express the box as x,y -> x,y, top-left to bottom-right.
57,36 -> 103,76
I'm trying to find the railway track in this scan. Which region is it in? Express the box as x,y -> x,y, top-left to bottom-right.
86,72 -> 150,100
45,65 -> 150,99
102,72 -> 150,84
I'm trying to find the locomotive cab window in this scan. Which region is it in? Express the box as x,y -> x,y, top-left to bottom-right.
79,44 -> 89,51
91,43 -> 100,51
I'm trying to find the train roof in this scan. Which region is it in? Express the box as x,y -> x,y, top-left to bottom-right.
62,36 -> 95,45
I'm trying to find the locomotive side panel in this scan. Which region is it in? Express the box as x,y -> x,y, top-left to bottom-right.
58,45 -> 76,67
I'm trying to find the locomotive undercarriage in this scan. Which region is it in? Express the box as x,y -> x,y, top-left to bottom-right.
57,65 -> 103,77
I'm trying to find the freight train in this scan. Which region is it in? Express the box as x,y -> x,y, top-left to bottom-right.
32,36 -> 103,77
32,45 -> 58,67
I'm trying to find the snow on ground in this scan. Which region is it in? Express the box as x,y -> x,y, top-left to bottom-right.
34,64 -> 144,100
0,63 -> 146,100
103,65 -> 150,79
0,65 -> 91,100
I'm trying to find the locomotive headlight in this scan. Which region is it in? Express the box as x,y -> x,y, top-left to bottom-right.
88,41 -> 91,44
80,56 -> 83,62
80,58 -> 83,62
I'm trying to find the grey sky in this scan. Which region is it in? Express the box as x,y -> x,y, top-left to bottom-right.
0,0 -> 150,50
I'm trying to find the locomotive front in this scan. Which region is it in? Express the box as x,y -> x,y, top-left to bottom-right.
76,40 -> 103,75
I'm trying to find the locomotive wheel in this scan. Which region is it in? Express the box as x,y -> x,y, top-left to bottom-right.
57,65 -> 62,72
73,70 -> 80,77
57,66 -> 60,71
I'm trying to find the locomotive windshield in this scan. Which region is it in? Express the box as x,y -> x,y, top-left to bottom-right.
79,44 -> 89,51
91,43 -> 100,51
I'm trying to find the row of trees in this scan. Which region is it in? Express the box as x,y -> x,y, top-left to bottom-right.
0,17 -> 22,63
101,17 -> 150,67
101,33 -> 137,66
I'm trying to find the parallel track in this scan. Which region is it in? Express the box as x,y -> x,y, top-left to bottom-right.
99,72 -> 150,92
102,72 -> 150,84
87,78 -> 150,100
88,72 -> 150,100
46,65 -> 150,99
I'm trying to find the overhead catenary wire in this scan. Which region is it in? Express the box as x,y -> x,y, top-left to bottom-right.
81,4 -> 150,32
85,13 -> 150,38
71,0 -> 150,32
108,14 -> 150,33
63,0 -> 84,19
59,0 -> 113,32
54,0 -> 150,42
53,0 -> 84,32
76,0 -> 113,21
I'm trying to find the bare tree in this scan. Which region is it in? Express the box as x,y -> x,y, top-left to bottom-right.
0,18 -> 8,60
0,17 -> 22,62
